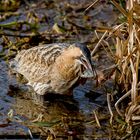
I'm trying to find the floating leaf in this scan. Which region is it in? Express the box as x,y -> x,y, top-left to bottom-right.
52,23 -> 65,34
33,119 -> 61,127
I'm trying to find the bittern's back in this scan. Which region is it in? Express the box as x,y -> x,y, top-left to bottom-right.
10,43 -> 69,82
10,43 -> 94,95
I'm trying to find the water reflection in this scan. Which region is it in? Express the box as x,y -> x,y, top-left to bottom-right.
12,78 -> 108,139
0,62 -> 30,136
0,60 -> 109,139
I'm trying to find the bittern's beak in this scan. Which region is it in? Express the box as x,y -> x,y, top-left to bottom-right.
79,57 -> 94,78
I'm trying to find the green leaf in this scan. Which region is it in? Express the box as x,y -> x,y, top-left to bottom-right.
33,119 -> 61,127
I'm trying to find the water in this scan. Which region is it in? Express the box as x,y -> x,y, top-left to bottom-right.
0,0 -> 117,139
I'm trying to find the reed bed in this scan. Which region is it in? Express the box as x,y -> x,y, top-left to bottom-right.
114,0 -> 140,122
90,0 -> 140,131
107,0 -> 140,130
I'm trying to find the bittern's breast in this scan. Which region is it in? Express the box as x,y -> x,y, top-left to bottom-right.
48,57 -> 81,93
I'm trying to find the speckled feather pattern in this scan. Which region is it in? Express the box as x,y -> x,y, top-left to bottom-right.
10,43 -> 87,95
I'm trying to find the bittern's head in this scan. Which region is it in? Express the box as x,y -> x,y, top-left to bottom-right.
66,43 -> 94,78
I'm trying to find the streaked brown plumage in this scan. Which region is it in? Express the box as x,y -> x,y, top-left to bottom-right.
10,43 -> 94,95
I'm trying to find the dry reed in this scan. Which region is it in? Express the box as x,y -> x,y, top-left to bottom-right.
112,0 -> 140,130
89,0 -> 140,129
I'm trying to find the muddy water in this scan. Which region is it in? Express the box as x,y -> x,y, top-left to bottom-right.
0,59 -> 113,139
13,81 -> 108,139
0,0 -> 118,139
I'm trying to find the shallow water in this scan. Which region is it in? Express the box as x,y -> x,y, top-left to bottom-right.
0,60 -> 113,139
0,0 -> 119,139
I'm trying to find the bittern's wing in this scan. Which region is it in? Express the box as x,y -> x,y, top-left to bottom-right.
10,43 -> 70,82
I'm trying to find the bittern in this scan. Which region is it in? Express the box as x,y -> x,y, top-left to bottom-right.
10,43 -> 94,96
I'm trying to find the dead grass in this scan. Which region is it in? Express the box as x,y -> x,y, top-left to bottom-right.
112,0 -> 140,127
89,0 -> 140,131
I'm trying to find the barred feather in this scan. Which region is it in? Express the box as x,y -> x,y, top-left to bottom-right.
10,43 -> 93,95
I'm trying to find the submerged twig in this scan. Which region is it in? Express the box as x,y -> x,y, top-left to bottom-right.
0,33 -> 35,37
91,31 -> 108,56
84,0 -> 99,12
115,90 -> 131,117
107,93 -> 113,125
93,110 -> 101,128
28,128 -> 34,139
101,64 -> 117,72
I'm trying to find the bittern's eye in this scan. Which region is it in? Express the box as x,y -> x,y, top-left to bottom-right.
80,57 -> 87,63
79,56 -> 88,67
78,56 -> 94,78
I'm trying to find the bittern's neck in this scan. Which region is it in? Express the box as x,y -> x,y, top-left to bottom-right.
55,54 -> 81,79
